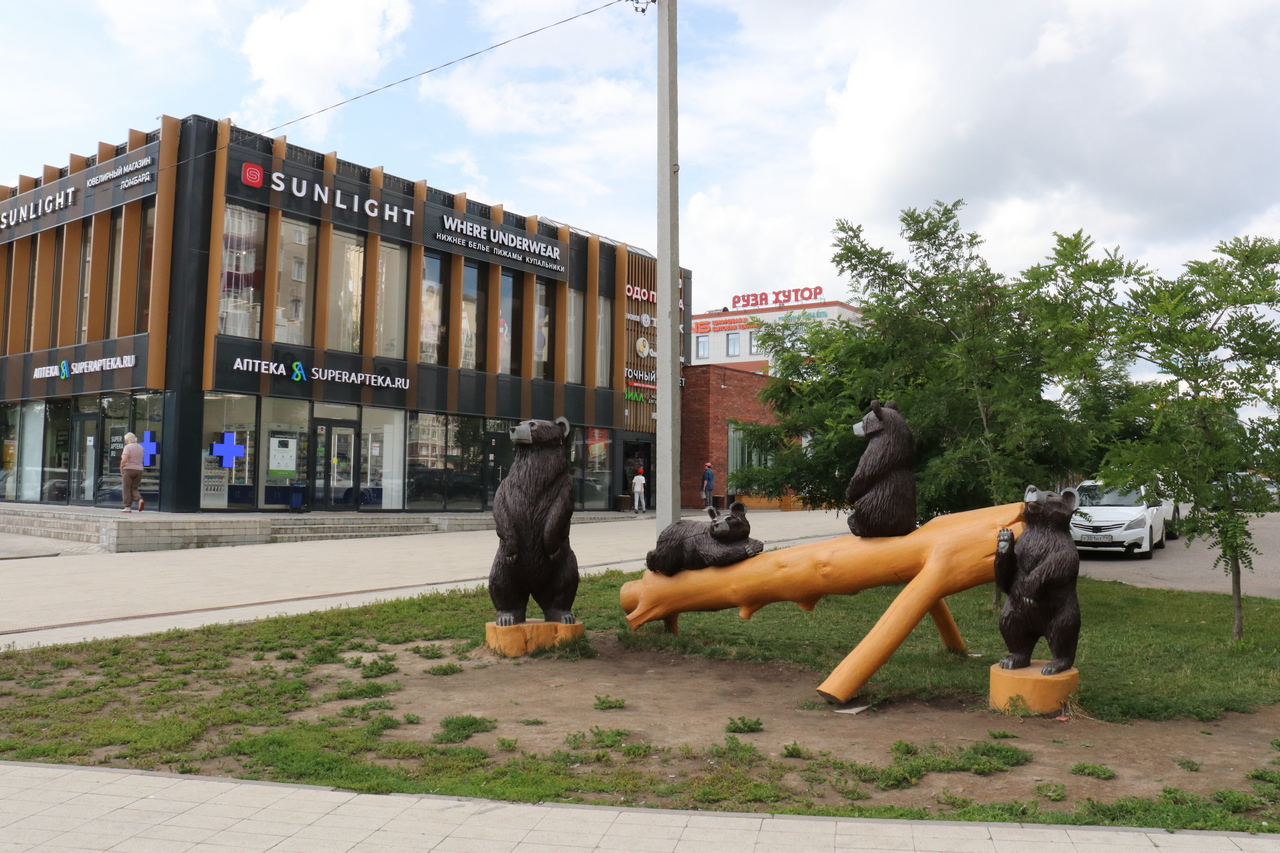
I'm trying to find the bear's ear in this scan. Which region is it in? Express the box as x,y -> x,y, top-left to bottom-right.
884,400 -> 899,411
1060,488 -> 1079,513
870,400 -> 882,414
729,501 -> 747,518
554,416 -> 571,438
706,506 -> 718,520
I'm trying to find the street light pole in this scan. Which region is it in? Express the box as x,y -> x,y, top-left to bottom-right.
654,0 -> 681,531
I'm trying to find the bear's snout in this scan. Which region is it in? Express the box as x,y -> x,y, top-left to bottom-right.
510,423 -> 533,444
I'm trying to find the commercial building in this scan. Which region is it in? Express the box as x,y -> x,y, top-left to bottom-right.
0,115 -> 688,514
691,289 -> 861,374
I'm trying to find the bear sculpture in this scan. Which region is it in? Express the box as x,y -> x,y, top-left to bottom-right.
845,400 -> 917,537
645,501 -> 764,577
488,417 -> 579,626
994,485 -> 1081,676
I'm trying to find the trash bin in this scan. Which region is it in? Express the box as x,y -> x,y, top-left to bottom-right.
712,494 -> 726,510
290,485 -> 307,512
615,494 -> 633,512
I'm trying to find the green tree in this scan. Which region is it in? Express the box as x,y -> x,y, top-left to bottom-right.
1094,237 -> 1280,641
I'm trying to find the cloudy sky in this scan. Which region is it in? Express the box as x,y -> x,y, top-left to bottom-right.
3,0 -> 1280,312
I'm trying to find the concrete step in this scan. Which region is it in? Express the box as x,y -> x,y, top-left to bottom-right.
271,531 -> 439,543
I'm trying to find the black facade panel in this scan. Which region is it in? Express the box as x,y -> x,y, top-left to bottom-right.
564,384 -> 586,425
369,357 -> 409,409
594,388 -> 615,427
599,243 -> 616,299
318,351 -> 363,404
569,232 -> 589,292
531,379 -> 555,421
416,364 -> 448,412
162,116 -> 219,512
212,337 -> 267,395
456,369 -> 485,415
495,374 -> 522,419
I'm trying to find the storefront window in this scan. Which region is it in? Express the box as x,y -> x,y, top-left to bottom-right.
218,205 -> 267,339
41,401 -> 69,503
276,216 -> 317,346
361,407 -> 405,509
566,288 -> 585,384
419,253 -> 447,364
131,392 -> 164,507
595,296 -> 613,387
534,279 -> 554,380
1,404 -> 19,500
375,242 -> 408,359
449,416 -> 485,510
49,227 -> 65,346
460,263 -> 486,371
105,210 -> 125,339
577,426 -> 612,511
406,412 -> 447,510
202,393 -> 257,509
497,270 -> 522,375
136,201 -> 156,334
327,230 -> 364,352
484,418 -> 516,506
99,393 -> 130,505
259,397 -> 309,509
18,402 -> 44,502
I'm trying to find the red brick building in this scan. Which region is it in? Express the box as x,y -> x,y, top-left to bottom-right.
680,364 -> 778,509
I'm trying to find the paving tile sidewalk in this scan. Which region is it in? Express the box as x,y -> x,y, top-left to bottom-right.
2,761 -> 1277,853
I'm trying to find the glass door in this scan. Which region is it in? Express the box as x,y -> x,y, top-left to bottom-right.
68,412 -> 99,505
312,419 -> 360,511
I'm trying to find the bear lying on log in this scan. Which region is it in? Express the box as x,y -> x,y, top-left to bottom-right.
619,502 -> 1026,703
645,502 -> 764,577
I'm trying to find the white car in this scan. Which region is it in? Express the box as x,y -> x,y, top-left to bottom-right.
1070,480 -> 1167,560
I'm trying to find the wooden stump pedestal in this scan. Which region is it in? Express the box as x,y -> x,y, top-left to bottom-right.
485,620 -> 585,657
989,662 -> 1078,715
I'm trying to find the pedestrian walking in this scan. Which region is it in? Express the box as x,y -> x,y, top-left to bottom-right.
632,468 -> 647,513
120,432 -> 146,512
700,462 -> 715,508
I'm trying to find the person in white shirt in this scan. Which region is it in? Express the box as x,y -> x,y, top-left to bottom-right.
632,468 -> 647,513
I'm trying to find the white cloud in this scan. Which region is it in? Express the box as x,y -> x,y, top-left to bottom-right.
236,0 -> 413,140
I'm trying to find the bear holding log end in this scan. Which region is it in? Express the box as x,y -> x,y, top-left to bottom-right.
489,417 -> 579,627
845,400 -> 917,538
645,501 -> 764,577
994,485 -> 1081,676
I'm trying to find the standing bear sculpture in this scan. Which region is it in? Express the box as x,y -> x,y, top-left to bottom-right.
845,400 -> 917,538
488,417 -> 579,627
645,501 -> 764,577
994,485 -> 1081,675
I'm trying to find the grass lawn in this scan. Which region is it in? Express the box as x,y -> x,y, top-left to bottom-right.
0,571 -> 1278,830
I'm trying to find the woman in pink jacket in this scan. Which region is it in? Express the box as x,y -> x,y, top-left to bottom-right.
120,432 -> 146,512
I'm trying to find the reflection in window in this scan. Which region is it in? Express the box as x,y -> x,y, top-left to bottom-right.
362,407 -> 405,509
136,201 -> 156,334
595,296 -> 613,387
460,263 -> 487,371
726,332 -> 740,357
566,288 -> 585,384
696,335 -> 709,360
132,392 -> 164,507
104,210 -> 124,339
748,330 -> 761,355
276,216 -> 316,346
48,227 -> 65,346
420,253 -> 446,364
75,220 -> 93,344
407,412 -> 448,510
534,279 -> 554,380
497,270 -> 523,375
327,230 -> 364,352
0,403 -> 18,500
576,426 -> 611,510
449,415 -> 485,509
376,242 -> 408,359
218,205 -> 266,338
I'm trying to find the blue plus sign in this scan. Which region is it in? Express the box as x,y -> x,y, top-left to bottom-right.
140,430 -> 159,467
210,432 -> 245,468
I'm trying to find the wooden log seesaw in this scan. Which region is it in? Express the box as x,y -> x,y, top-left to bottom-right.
619,502 -> 1026,703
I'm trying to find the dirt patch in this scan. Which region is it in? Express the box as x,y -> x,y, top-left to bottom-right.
290,632 -> 1280,809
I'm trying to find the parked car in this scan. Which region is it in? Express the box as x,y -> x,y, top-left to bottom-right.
1070,480 -> 1168,560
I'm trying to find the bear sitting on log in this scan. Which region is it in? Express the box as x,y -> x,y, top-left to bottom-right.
489,417 -> 579,627
995,485 -> 1081,675
846,400 -> 917,538
645,501 -> 764,577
